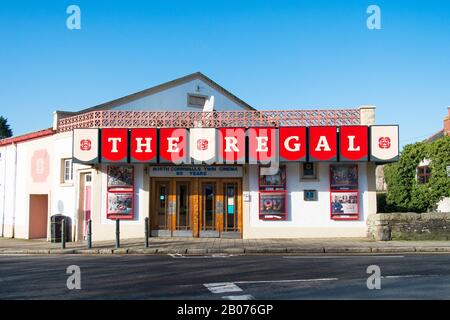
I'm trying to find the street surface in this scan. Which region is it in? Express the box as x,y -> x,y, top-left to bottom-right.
1,254 -> 450,299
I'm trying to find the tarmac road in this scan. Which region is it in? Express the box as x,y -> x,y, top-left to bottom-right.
1,254 -> 450,300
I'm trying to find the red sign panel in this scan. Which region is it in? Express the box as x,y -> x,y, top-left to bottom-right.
159,128 -> 188,164
248,128 -> 277,164
339,126 -> 368,161
101,128 -> 128,163
308,126 -> 337,161
218,128 -> 246,164
279,127 -> 307,162
130,128 -> 157,163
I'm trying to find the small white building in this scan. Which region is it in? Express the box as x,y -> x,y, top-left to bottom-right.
0,72 -> 399,241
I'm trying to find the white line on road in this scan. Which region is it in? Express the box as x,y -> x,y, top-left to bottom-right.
283,255 -> 405,259
382,274 -> 440,279
204,282 -> 243,294
222,294 -> 255,300
234,278 -> 339,284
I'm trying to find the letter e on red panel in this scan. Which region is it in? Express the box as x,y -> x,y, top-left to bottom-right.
159,128 -> 187,163
248,128 -> 277,164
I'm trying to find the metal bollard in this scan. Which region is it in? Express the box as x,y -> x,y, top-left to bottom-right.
87,219 -> 92,249
115,219 -> 120,249
61,218 -> 66,249
145,217 -> 149,248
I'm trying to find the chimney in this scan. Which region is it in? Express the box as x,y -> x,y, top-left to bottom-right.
444,107 -> 450,136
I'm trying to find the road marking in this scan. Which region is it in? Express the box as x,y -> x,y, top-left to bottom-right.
283,255 -> 405,259
204,282 -> 243,294
382,274 -> 440,279
222,294 -> 254,300
234,278 -> 338,284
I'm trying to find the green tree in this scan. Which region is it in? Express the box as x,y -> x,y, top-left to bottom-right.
384,136 -> 450,212
0,116 -> 13,139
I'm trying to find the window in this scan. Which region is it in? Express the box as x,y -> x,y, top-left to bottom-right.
417,165 -> 431,184
187,93 -> 208,108
62,159 -> 73,183
301,162 -> 318,180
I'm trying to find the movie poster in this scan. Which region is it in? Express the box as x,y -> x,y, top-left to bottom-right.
331,192 -> 358,215
259,166 -> 286,189
107,166 -> 133,188
330,164 -> 358,190
259,191 -> 286,220
108,193 -> 133,215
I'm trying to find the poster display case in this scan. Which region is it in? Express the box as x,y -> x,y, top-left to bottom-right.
259,166 -> 287,220
329,164 -> 359,220
259,190 -> 287,221
107,165 -> 134,220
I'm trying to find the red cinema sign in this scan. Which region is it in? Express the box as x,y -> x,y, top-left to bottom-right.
279,127 -> 307,162
101,128 -> 128,163
308,126 -> 337,161
248,128 -> 277,164
159,128 -> 188,164
218,128 -> 246,164
130,128 -> 157,163
339,126 -> 368,161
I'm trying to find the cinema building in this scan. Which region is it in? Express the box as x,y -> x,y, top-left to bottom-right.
0,73 -> 399,241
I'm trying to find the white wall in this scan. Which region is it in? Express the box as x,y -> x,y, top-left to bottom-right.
437,198 -> 450,213
0,135 -> 54,239
112,79 -> 247,111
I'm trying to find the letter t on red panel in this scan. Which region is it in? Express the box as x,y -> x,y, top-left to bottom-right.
101,128 -> 128,163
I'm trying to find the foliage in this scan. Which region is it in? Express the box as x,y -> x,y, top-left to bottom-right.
384,135 -> 450,213
0,116 -> 13,139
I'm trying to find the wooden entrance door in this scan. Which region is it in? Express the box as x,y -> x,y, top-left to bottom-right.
150,177 -> 242,238
150,179 -> 171,236
222,181 -> 241,238
199,181 -> 219,237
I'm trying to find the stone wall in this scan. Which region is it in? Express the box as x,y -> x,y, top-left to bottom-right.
367,212 -> 450,241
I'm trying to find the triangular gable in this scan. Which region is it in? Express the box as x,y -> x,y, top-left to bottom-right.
62,72 -> 255,115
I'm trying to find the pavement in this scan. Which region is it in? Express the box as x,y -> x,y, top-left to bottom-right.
1,237 -> 450,255
1,254 -> 450,299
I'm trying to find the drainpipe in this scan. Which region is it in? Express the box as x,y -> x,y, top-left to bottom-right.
1,146 -> 7,237
11,142 -> 18,238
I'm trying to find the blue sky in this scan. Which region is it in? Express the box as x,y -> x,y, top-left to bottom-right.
0,0 -> 449,147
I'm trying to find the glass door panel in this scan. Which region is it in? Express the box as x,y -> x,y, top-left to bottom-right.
155,181 -> 169,230
176,182 -> 190,230
202,183 -> 216,231
223,183 -> 238,232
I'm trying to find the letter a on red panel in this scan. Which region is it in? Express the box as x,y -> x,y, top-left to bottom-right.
308,126 -> 337,161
